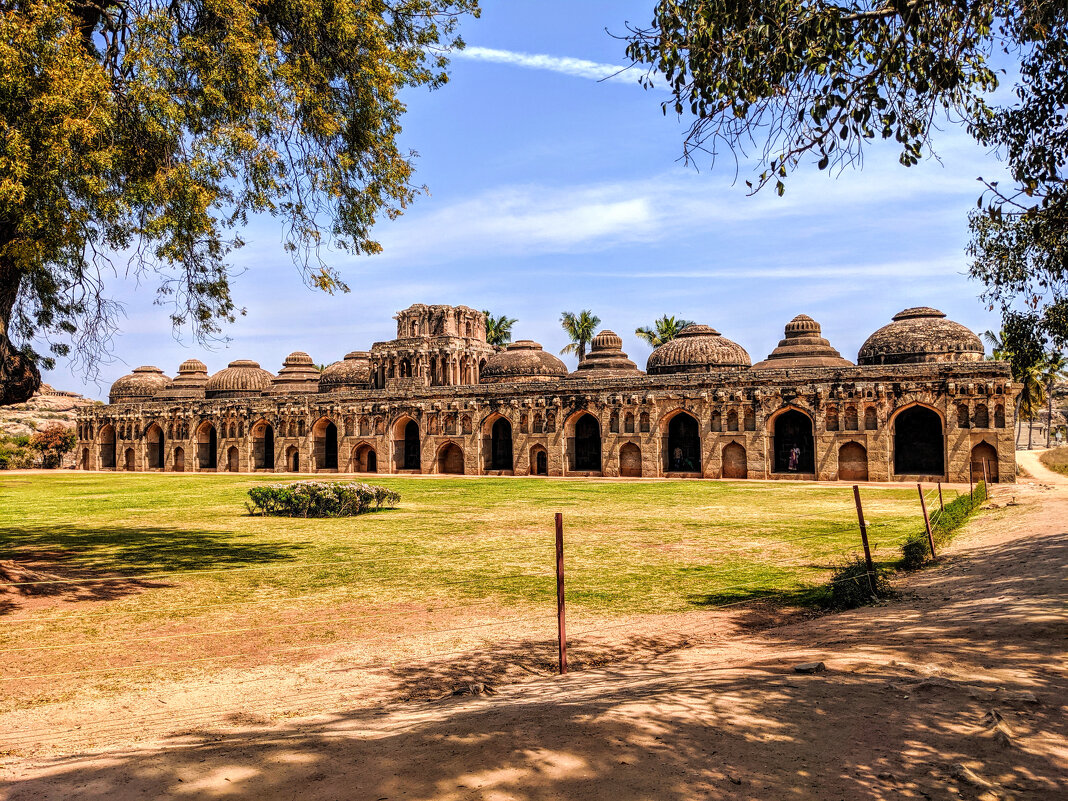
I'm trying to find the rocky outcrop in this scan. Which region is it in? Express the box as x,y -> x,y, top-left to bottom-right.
0,384 -> 96,437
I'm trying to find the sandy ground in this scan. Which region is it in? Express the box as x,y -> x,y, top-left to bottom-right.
1,463 -> 1065,800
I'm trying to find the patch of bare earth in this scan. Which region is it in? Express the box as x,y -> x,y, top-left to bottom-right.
0,466 -> 1065,800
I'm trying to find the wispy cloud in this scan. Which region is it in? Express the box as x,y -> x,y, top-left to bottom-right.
453,46 -> 638,85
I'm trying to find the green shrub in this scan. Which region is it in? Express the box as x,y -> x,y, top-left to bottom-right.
0,435 -> 38,470
246,481 -> 400,517
827,556 -> 893,609
900,482 -> 987,569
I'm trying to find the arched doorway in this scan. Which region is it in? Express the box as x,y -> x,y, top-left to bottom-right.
722,442 -> 747,479
123,448 -> 135,471
490,417 -> 513,471
395,419 -> 420,470
352,444 -> 377,473
99,424 -> 116,469
970,442 -> 999,483
226,446 -> 239,472
437,443 -> 464,474
619,443 -> 642,477
253,421 -> 275,470
197,422 -> 218,469
572,413 -> 601,472
665,412 -> 701,472
145,424 -> 164,470
80,448 -> 90,470
174,447 -> 185,472
530,445 -> 548,476
893,406 -> 945,475
313,418 -> 338,470
838,442 -> 868,481
773,410 -> 815,473
285,446 -> 300,472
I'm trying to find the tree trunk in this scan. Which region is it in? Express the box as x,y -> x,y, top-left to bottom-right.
1015,392 -> 1024,448
578,342 -> 586,363
0,258 -> 40,406
1048,378 -> 1054,449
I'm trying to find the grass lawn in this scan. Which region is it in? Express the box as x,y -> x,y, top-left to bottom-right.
1039,447 -> 1068,477
0,473 -> 941,711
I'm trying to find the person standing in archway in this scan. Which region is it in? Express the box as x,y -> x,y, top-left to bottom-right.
788,444 -> 800,472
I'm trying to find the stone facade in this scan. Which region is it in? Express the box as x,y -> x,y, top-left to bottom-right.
75,305 -> 1016,483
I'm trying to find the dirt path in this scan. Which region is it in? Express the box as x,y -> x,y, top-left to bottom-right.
2,469 -> 1065,800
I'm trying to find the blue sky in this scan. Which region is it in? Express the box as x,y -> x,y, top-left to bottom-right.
45,0 -> 1011,399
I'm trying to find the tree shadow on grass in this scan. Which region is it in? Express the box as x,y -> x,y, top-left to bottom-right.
0,524 -> 309,614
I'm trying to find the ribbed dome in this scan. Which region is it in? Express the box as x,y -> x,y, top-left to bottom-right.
155,358 -> 209,400
480,340 -> 568,384
569,330 -> 642,378
858,307 -> 984,365
268,351 -> 321,395
205,360 -> 273,399
646,324 -> 751,375
318,351 -> 372,393
109,366 -> 172,404
753,315 -> 854,370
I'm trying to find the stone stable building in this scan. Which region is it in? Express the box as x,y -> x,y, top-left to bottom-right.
75,304 -> 1016,483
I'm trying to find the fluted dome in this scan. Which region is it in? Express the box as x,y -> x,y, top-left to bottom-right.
480,340 -> 568,384
858,307 -> 984,365
204,360 -> 273,399
319,351 -> 372,393
268,351 -> 321,395
646,324 -> 751,375
568,330 -> 643,378
155,358 -> 209,400
109,366 -> 172,404
753,315 -> 854,370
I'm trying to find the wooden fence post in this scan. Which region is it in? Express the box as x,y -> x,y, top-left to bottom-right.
555,512 -> 567,675
853,485 -> 876,595
938,482 -> 944,513
918,483 -> 936,560
983,459 -> 990,490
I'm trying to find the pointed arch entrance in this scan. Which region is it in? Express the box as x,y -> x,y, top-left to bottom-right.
437,442 -> 464,474
197,422 -> 218,469
665,411 -> 701,472
252,420 -> 275,470
970,441 -> 999,483
893,406 -> 945,475
313,418 -> 339,470
570,413 -> 601,472
489,417 -> 513,471
772,410 -> 815,473
145,423 -> 165,470
99,424 -> 116,469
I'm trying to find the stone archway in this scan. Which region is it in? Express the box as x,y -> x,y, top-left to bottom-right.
252,420 -> 275,470
351,444 -> 378,473
893,406 -> 945,476
123,448 -> 135,471
313,418 -> 339,471
393,418 -> 421,470
529,445 -> 548,476
80,447 -> 90,470
226,446 -> 239,472
489,417 -> 513,471
619,443 -> 642,477
970,441 -> 999,483
197,422 -> 218,469
772,410 -> 815,473
173,447 -> 185,472
722,442 -> 747,479
285,445 -> 300,472
437,442 -> 464,474
838,441 -> 868,481
99,424 -> 116,469
145,423 -> 165,470
570,413 -> 601,472
664,411 -> 701,472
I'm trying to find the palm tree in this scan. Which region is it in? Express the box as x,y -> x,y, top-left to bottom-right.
635,315 -> 696,348
483,311 -> 517,347
1040,351 -> 1067,448
559,310 -> 600,363
1016,362 -> 1047,449
983,329 -> 1010,361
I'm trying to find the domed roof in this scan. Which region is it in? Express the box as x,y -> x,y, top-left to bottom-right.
568,330 -> 643,379
646,324 -> 751,375
204,360 -> 273,399
155,358 -> 209,400
108,366 -> 172,404
480,340 -> 568,384
268,351 -> 321,395
752,315 -> 854,370
858,307 -> 984,365
318,351 -> 371,393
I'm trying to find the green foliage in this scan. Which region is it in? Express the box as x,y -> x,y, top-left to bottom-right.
483,311 -> 517,347
901,482 -> 987,569
624,1 -> 1066,344
0,434 -> 36,469
0,0 -> 479,396
28,423 -> 75,468
635,315 -> 696,347
826,556 -> 892,610
559,310 -> 601,362
246,481 -> 400,517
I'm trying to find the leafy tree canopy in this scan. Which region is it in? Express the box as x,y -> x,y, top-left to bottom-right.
483,311 -> 517,347
624,0 -> 1066,342
0,0 -> 479,404
560,310 -> 601,362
